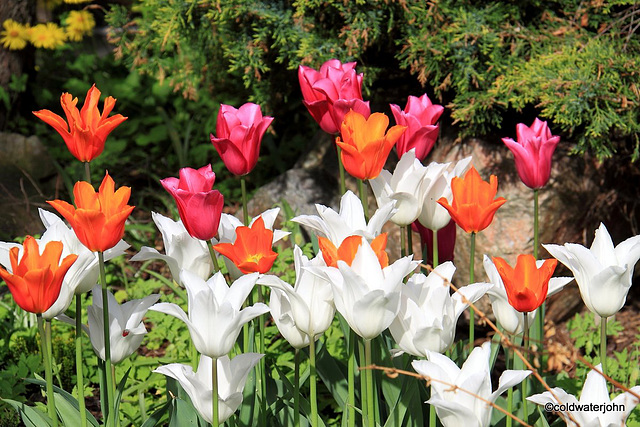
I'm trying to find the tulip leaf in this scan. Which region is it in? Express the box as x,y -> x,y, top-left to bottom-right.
315,342 -> 349,408
23,378 -> 100,427
114,367 -> 132,419
1,398 -> 52,427
140,401 -> 171,427
169,397 -> 201,426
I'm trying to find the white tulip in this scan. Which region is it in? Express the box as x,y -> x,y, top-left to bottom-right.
418,157 -> 472,231
258,246 -> 335,348
527,364 -> 640,427
292,190 -> 396,245
130,212 -> 212,282
413,341 -> 531,427
154,353 -> 263,424
543,223 -> 640,318
86,285 -> 159,364
483,255 -> 572,335
370,150 -> 447,226
150,270 -> 269,358
389,262 -> 492,356
308,238 -> 419,340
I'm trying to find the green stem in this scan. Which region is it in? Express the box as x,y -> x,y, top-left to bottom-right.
294,349 -> 300,427
469,232 -> 476,348
429,404 -> 436,427
432,228 -> 439,268
347,330 -> 355,427
241,176 -> 249,226
601,316 -> 608,376
212,357 -> 219,427
522,315 -> 530,423
208,242 -> 219,274
38,316 -> 58,427
506,347 -> 513,427
84,162 -> 92,184
258,286 -> 266,427
400,225 -> 406,258
337,144 -> 346,195
407,225 -> 413,258
98,251 -> 116,427
75,295 -> 88,427
357,179 -> 369,222
364,339 -> 374,427
533,189 -> 539,259
309,339 -> 318,427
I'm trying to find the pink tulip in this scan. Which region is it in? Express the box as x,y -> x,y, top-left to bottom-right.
390,94 -> 444,161
502,118 -> 561,189
298,59 -> 370,135
210,103 -> 274,176
412,219 -> 456,266
160,165 -> 224,241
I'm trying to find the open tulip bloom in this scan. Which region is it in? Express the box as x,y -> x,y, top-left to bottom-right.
48,172 -> 135,253
502,118 -> 560,190
389,262 -> 492,356
210,103 -> 274,176
413,342 -> 531,427
86,285 -> 160,364
307,236 -> 419,340
543,223 -> 640,318
213,217 -> 278,275
130,212 -> 213,282
390,93 -> 444,161
483,255 -> 572,335
258,246 -> 335,349
370,149 -> 449,226
418,156 -> 473,232
150,270 -> 269,358
527,364 -> 640,427
33,84 -> 127,163
154,353 -> 263,424
292,190 -> 396,246
298,59 -> 370,135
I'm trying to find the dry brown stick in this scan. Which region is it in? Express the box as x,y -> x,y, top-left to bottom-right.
420,262 -> 579,426
362,364 -> 532,427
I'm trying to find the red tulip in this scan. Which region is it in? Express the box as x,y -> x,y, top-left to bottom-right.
390,94 -> 444,161
48,172 -> 134,252
210,103 -> 273,176
33,84 -> 127,162
298,59 -> 371,134
160,165 -> 224,241
502,118 -> 560,189
492,254 -> 557,313
0,236 -> 77,314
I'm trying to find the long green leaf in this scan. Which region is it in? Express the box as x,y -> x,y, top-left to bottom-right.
2,398 -> 52,427
24,378 -> 100,427
141,402 -> 171,427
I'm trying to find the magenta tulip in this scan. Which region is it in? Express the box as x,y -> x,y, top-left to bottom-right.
390,94 -> 444,161
502,118 -> 561,189
210,103 -> 274,176
298,59 -> 371,134
412,219 -> 456,266
160,165 -> 224,241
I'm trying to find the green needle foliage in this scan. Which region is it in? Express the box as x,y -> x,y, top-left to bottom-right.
107,0 -> 639,161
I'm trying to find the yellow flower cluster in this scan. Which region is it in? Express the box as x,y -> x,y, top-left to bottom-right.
1,19 -> 28,50
1,10 -> 95,50
65,10 -> 95,41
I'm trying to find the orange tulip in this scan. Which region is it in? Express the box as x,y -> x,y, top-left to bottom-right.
48,172 -> 134,252
318,234 -> 389,268
437,166 -> 506,233
0,236 -> 77,314
492,254 -> 557,313
213,217 -> 278,274
336,110 -> 406,180
33,84 -> 127,162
